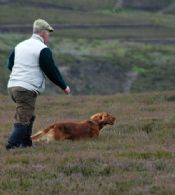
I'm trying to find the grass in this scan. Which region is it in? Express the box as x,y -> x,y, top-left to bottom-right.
5,0 -> 116,11
0,1 -> 175,94
0,91 -> 175,194
0,5 -> 174,194
1,34 -> 175,95
1,3 -> 175,28
0,4 -> 143,25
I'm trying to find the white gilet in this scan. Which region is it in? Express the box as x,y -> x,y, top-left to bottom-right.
8,34 -> 47,93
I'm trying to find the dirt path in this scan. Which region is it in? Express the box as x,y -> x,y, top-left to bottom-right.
123,72 -> 138,93
0,23 -> 160,31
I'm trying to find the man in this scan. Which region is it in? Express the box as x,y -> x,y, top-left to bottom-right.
6,19 -> 70,150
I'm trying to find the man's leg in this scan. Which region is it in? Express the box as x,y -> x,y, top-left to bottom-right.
21,115 -> 36,147
6,87 -> 37,149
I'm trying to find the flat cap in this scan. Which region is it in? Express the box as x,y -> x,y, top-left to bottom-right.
33,19 -> 54,32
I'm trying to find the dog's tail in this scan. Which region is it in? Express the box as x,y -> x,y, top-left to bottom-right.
31,125 -> 53,142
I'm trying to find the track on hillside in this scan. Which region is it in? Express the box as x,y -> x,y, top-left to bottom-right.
0,24 -> 175,44
0,1 -> 175,44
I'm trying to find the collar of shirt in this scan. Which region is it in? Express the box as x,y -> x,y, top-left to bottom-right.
31,34 -> 44,43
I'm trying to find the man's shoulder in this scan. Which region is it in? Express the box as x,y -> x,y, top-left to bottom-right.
15,38 -> 29,47
16,37 -> 47,52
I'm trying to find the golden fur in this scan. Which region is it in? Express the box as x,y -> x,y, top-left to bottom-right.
31,112 -> 115,142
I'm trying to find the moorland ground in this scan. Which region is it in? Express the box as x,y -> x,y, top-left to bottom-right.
0,1 -> 175,193
0,91 -> 175,194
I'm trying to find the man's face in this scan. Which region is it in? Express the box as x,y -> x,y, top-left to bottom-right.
42,31 -> 50,44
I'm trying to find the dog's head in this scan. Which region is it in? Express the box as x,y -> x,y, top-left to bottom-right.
90,112 -> 116,126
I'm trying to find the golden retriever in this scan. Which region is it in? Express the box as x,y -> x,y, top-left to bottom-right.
31,112 -> 115,142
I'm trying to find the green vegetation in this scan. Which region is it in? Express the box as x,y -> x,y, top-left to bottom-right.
22,0 -> 116,11
1,35 -> 175,94
0,1 -> 175,194
0,3 -> 175,28
0,0 -> 175,94
0,91 -> 175,194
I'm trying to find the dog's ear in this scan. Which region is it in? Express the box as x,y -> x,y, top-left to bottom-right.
90,113 -> 100,121
91,112 -> 115,125
90,112 -> 105,122
99,112 -> 108,122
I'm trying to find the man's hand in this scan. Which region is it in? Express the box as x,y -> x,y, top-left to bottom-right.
64,86 -> 71,95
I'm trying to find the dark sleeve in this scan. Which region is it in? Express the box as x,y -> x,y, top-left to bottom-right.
39,48 -> 67,90
8,49 -> 15,71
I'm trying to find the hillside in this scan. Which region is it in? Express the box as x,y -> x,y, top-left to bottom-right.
117,0 -> 174,11
0,0 -> 175,94
0,91 -> 175,194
